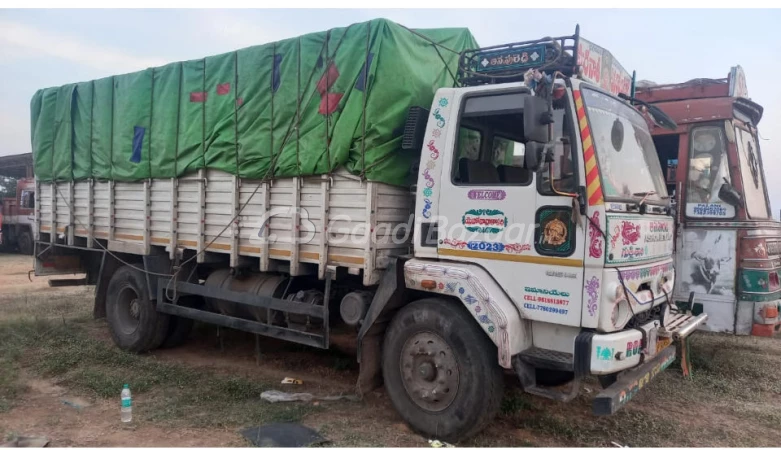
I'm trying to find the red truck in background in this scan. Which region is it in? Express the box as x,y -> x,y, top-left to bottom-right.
1,178 -> 36,254
636,66 -> 780,337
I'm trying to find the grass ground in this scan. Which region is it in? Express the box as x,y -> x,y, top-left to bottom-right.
1,253 -> 781,447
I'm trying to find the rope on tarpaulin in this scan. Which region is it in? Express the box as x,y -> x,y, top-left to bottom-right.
261,24 -> 354,182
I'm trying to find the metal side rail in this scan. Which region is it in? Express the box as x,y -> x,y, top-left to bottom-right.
659,311 -> 709,341
156,280 -> 330,350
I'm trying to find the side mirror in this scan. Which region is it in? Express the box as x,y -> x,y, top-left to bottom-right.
524,95 -> 552,143
718,180 -> 742,207
524,142 -> 546,172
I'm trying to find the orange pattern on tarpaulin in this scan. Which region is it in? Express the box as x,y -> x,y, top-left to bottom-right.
573,90 -> 604,206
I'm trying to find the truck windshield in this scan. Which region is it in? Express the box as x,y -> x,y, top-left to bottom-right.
581,87 -> 668,204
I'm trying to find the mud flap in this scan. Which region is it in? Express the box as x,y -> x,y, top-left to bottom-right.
356,256 -> 408,396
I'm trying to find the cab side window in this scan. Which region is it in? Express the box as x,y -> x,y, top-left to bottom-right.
21,190 -> 35,209
452,93 -> 531,186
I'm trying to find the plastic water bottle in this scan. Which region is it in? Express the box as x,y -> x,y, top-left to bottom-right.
121,384 -> 132,423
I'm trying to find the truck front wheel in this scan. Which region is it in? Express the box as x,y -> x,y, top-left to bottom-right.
106,264 -> 169,353
382,298 -> 504,442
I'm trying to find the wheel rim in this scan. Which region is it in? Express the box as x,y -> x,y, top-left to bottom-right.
399,331 -> 459,412
116,285 -> 141,335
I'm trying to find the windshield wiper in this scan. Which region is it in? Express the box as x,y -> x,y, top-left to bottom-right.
632,191 -> 670,211
632,191 -> 670,199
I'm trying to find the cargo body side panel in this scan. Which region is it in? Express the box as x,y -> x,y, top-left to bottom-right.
35,169 -> 412,285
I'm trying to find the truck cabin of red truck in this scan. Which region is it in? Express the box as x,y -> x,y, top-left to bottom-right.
635,66 -> 781,337
0,153 -> 36,254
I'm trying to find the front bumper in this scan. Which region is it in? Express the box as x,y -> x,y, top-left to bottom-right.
592,345 -> 676,415
578,311 -> 706,415
588,311 -> 708,375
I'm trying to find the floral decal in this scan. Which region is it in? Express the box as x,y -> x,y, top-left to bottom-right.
432,108 -> 446,128
423,168 -> 435,188
585,276 -> 600,317
588,211 -> 603,259
504,243 -> 532,254
421,198 -> 432,218
427,140 -> 440,160
612,220 -> 641,247
442,238 -> 468,249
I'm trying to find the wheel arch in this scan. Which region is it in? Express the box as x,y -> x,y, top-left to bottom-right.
401,259 -> 528,369
356,257 -> 528,396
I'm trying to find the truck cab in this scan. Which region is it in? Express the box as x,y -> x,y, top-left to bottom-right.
373,29 -> 708,431
636,66 -> 780,337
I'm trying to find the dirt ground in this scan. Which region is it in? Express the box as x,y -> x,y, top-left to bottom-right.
1,252 -> 781,447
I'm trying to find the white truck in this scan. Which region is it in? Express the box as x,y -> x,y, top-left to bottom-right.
33,26 -> 707,441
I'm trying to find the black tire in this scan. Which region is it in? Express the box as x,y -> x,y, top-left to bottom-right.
106,264 -> 169,353
160,315 -> 194,349
382,298 -> 504,442
18,232 -> 33,255
159,296 -> 201,349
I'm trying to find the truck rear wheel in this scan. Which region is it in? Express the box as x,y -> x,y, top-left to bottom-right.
382,298 -> 504,442
106,264 -> 169,353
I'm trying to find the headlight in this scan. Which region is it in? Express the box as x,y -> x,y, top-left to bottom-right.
611,298 -> 632,330
610,286 -> 632,330
613,284 -> 627,303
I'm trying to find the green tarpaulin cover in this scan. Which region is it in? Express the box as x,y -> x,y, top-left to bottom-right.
30,19 -> 478,186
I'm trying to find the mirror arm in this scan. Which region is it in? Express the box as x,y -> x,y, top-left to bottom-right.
577,186 -> 587,215
547,162 -> 586,216
548,162 -> 579,199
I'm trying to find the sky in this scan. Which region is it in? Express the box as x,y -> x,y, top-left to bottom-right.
1,8 -> 780,215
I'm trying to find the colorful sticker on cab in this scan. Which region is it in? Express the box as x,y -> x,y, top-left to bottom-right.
462,209 -> 508,234
535,208 -> 574,256
605,215 -> 673,266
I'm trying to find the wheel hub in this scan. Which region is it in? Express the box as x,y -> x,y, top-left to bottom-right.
116,285 -> 141,335
129,299 -> 140,320
400,331 -> 459,412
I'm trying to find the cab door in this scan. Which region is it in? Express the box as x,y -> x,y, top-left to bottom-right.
436,87 -> 585,327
